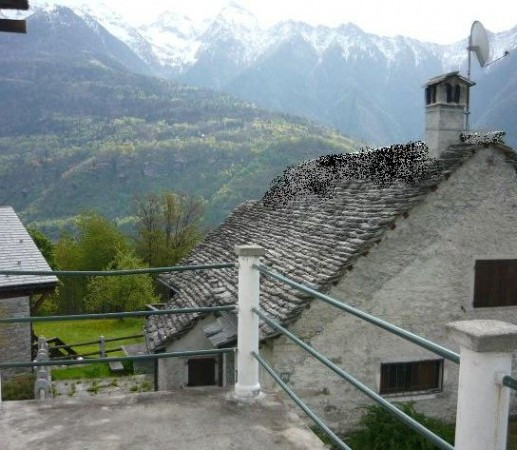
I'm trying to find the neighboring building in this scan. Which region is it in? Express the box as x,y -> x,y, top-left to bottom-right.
0,206 -> 58,379
145,72 -> 517,432
0,0 -> 29,33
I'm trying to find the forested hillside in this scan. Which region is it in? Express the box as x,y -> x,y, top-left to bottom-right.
0,7 -> 357,235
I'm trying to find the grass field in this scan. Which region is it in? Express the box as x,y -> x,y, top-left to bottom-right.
34,318 -> 144,356
33,318 -> 145,379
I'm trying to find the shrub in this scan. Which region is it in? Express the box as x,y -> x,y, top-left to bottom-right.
346,403 -> 455,450
2,374 -> 36,400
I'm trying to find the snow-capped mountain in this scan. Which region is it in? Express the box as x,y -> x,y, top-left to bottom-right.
24,2 -> 517,144
29,1 -> 515,77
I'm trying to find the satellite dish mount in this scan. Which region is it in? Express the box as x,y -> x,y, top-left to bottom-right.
465,20 -> 490,130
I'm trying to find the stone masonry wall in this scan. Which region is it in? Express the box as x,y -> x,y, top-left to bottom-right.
159,315 -> 217,390
261,147 -> 517,434
0,296 -> 31,381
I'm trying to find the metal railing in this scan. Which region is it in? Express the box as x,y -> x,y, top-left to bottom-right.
0,306 -> 236,324
253,264 -> 460,364
503,375 -> 517,391
253,306 -> 453,450
253,350 -> 351,450
0,262 -> 234,278
2,252 -> 517,449
0,348 -> 234,370
0,262 -> 236,390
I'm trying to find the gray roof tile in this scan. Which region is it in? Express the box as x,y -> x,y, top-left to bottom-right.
145,142 -> 516,350
0,207 -> 58,290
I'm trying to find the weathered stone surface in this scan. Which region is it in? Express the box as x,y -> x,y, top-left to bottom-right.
146,142 -> 515,352
0,389 -> 326,450
448,320 -> 517,352
0,296 -> 31,379
263,145 -> 517,433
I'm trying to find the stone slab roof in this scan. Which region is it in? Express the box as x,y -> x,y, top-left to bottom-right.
0,206 -> 58,294
424,71 -> 475,87
145,142 -> 516,351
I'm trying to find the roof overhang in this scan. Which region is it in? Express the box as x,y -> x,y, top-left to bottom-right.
424,71 -> 475,87
0,0 -> 28,9
0,0 -> 28,33
0,281 -> 57,299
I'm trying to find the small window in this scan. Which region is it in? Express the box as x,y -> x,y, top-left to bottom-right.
425,85 -> 437,105
425,86 -> 432,105
187,358 -> 216,386
473,259 -> 517,308
446,83 -> 453,103
454,85 -> 461,103
380,360 -> 443,396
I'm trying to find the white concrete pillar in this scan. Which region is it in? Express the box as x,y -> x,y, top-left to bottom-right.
234,244 -> 265,398
448,320 -> 517,450
0,371 -> 2,407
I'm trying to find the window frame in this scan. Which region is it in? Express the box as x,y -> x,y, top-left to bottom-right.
379,359 -> 444,397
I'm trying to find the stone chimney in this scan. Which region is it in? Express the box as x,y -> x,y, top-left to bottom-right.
425,71 -> 475,158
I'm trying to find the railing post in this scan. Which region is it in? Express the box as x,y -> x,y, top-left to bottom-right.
34,336 -> 52,401
99,335 -> 106,358
448,320 -> 517,450
234,244 -> 265,398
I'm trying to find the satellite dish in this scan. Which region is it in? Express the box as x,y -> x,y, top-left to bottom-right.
469,21 -> 490,67
465,21 -> 490,130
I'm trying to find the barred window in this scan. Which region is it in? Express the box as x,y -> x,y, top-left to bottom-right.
380,359 -> 443,396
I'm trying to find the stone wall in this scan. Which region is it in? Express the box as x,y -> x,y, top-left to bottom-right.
262,147 -> 517,433
159,315 -> 217,390
0,296 -> 31,381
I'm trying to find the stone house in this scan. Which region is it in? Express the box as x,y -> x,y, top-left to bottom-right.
145,72 -> 517,432
0,206 -> 58,379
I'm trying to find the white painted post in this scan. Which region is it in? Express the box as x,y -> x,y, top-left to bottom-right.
448,320 -> 517,450
0,371 -> 2,407
234,244 -> 265,398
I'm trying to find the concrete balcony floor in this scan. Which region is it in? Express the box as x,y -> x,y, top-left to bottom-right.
0,387 -> 327,450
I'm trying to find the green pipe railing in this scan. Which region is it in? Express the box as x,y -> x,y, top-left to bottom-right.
503,375 -> 517,390
253,307 -> 454,450
0,348 -> 235,369
44,334 -> 144,350
252,351 -> 351,450
0,305 -> 236,324
52,347 -> 122,360
0,262 -> 235,277
254,264 -> 460,364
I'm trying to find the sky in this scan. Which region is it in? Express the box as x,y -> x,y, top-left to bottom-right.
33,0 -> 517,44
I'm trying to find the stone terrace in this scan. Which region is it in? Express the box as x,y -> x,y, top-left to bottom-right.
0,388 -> 327,450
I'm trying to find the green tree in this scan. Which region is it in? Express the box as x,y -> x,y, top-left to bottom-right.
54,212 -> 130,313
75,212 -> 129,270
134,192 -> 205,267
27,227 -> 59,315
28,227 -> 56,269
85,251 -> 159,313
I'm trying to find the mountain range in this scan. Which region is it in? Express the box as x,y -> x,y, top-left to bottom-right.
25,1 -> 517,146
0,3 -> 515,234
0,5 -> 356,234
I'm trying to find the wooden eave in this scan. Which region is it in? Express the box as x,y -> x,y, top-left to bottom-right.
0,281 -> 57,299
0,0 -> 29,10
0,0 -> 28,33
